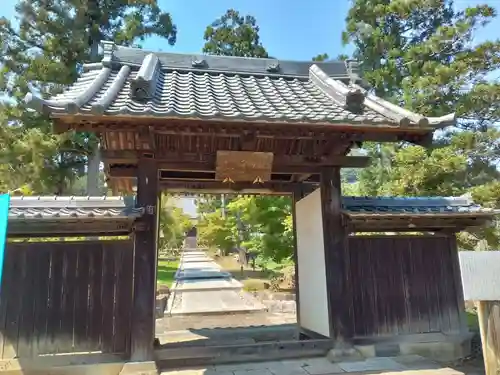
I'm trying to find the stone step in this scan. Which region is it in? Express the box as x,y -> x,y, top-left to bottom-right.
156,325 -> 298,347
171,278 -> 243,292
155,339 -> 333,369
167,290 -> 267,316
174,269 -> 232,280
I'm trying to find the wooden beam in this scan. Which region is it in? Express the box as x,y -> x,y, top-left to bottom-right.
346,216 -> 491,233
107,163 -> 332,177
130,157 -> 158,361
240,132 -> 258,150
477,300 -> 500,375
320,167 -> 353,346
158,179 -> 316,194
103,150 -> 370,168
104,154 -> 371,177
55,116 -> 435,138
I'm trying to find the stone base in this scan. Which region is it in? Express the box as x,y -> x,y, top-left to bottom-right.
119,361 -> 158,375
0,356 -> 159,375
0,355 -> 126,375
354,332 -> 473,362
326,347 -> 364,363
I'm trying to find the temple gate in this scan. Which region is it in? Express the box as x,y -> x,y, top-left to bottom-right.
10,41 -> 496,373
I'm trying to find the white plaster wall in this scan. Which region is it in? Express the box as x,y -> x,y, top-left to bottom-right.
459,251 -> 500,301
296,188 -> 330,337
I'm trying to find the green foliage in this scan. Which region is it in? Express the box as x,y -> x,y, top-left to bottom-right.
228,196 -> 293,262
312,53 -> 330,61
198,209 -> 235,255
0,0 -> 177,194
344,0 -> 500,249
202,9 -> 268,58
197,196 -> 294,263
159,194 -> 193,251
312,53 -> 350,62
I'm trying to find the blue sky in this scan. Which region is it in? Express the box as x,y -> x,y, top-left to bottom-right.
1,0 -> 498,215
2,0 -> 498,61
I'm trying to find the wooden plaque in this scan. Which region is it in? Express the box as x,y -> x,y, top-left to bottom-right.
215,151 -> 273,182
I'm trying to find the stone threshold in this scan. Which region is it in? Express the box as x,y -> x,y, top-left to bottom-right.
159,355 -> 463,375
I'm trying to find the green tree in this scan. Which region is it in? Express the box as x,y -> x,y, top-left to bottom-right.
312,53 -> 350,62
312,53 -> 330,61
197,196 -> 294,263
343,0 -> 499,127
0,0 -> 177,194
197,209 -> 235,255
343,0 -> 500,249
159,194 -> 193,251
227,196 -> 293,263
203,9 -> 268,57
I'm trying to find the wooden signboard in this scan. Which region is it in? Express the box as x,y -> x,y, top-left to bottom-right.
215,151 -> 273,182
459,252 -> 500,375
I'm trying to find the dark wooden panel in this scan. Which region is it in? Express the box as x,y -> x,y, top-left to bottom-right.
33,246 -> 51,355
88,245 -> 104,351
348,235 -> 463,337
1,242 -> 22,358
74,244 -> 91,351
0,240 -> 134,359
101,245 -> 116,353
114,244 -> 133,354
17,248 -> 36,357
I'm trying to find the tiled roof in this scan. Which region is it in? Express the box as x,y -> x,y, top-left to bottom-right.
8,196 -> 143,221
342,196 -> 496,215
5,196 -> 496,223
25,42 -> 455,128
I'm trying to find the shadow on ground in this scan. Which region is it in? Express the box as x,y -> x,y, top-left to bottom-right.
230,269 -> 278,281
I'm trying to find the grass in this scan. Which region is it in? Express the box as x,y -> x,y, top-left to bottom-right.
466,309 -> 480,332
242,279 -> 269,292
157,259 -> 179,287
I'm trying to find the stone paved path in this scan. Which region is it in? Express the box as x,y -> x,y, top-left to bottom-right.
166,248 -> 266,316
160,355 -> 477,375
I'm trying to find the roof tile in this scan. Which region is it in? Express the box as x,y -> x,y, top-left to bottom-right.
342,196 -> 494,215
8,196 -> 143,221
24,43 -> 455,128
5,195 -> 497,222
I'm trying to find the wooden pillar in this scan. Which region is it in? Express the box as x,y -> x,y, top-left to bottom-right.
320,167 -> 352,346
477,300 -> 500,375
130,157 -> 159,361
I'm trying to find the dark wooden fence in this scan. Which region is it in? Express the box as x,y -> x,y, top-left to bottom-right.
0,240 -> 134,359
349,235 -> 464,337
